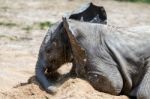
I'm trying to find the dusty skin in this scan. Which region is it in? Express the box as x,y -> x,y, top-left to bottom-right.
0,0 -> 150,99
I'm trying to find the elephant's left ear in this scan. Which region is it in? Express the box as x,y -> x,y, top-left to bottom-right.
63,17 -> 87,77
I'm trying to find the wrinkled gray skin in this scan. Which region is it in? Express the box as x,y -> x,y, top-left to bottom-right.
35,3 -> 107,94
63,19 -> 150,99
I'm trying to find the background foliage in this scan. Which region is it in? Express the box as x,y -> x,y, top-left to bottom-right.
117,0 -> 150,3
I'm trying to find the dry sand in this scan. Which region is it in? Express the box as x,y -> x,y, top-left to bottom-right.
0,0 -> 150,99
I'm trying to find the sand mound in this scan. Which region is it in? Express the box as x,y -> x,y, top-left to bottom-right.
0,76 -> 128,99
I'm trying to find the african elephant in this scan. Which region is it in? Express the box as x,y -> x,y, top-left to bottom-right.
35,2 -> 107,94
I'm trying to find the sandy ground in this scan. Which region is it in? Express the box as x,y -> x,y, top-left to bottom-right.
0,0 -> 150,99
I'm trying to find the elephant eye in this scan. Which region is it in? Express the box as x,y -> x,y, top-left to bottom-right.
45,42 -> 52,53
45,48 -> 52,53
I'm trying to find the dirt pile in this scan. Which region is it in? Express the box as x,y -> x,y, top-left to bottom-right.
0,77 -> 128,99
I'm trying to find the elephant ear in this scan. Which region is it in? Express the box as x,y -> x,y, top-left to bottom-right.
66,2 -> 107,24
63,18 -> 87,77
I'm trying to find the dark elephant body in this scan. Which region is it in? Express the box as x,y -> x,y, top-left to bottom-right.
64,19 -> 150,99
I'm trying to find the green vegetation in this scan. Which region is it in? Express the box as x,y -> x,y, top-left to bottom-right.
131,0 -> 150,3
38,21 -> 53,30
22,21 -> 53,33
0,22 -> 17,27
117,0 -> 150,3
0,35 -> 19,41
22,25 -> 33,34
0,21 -> 53,29
0,21 -> 53,34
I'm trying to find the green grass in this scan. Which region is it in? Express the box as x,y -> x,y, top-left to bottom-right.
0,35 -> 19,41
0,22 -> 17,27
0,21 -> 53,29
38,21 -> 53,30
0,21 -> 53,34
117,0 -> 150,3
22,21 -> 53,33
130,0 -> 150,3
22,26 -> 33,34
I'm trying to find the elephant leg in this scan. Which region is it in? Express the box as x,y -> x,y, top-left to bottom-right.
87,71 -> 123,95
135,58 -> 150,99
